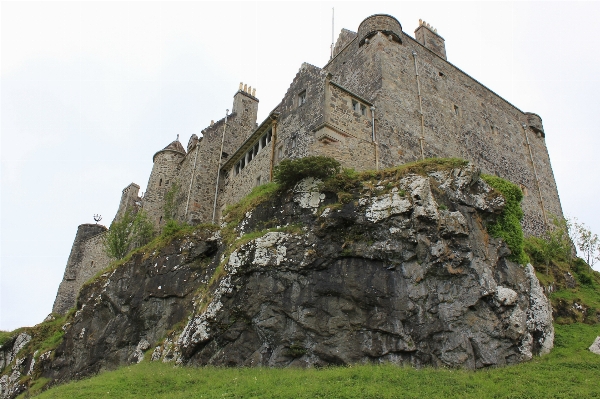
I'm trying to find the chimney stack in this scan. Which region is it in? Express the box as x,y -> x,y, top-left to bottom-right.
415,20 -> 447,60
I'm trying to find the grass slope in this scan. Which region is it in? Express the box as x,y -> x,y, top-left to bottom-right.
31,324 -> 600,399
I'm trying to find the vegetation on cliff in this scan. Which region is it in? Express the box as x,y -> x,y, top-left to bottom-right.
481,174 -> 529,265
3,157 -> 599,399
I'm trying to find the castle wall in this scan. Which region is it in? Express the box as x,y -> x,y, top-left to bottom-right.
220,19 -> 563,237
221,130 -> 273,207
175,90 -> 259,224
309,81 -> 377,171
52,224 -> 110,315
221,64 -> 326,209
366,28 -> 562,236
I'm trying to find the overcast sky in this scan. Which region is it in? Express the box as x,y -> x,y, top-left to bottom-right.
2,1 -> 599,331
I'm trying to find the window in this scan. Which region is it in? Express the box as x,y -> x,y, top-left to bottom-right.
255,176 -> 261,187
453,105 -> 460,116
292,136 -> 297,148
247,149 -> 253,162
278,146 -> 284,160
240,157 -> 245,169
253,143 -> 259,156
298,90 -> 307,107
261,134 -> 267,148
352,100 -> 367,116
235,163 -> 240,175
267,129 -> 272,143
159,178 -> 162,187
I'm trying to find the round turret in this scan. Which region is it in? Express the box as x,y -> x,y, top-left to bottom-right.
144,139 -> 186,226
152,139 -> 186,163
357,14 -> 402,46
525,112 -> 545,137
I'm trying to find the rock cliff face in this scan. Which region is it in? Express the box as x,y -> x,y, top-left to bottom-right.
0,163 -> 554,397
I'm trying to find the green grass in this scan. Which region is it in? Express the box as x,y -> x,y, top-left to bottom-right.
29,324 -> 600,399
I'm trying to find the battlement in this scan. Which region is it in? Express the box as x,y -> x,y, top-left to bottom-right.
357,14 -> 402,46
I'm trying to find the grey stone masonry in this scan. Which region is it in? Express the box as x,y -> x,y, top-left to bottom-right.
52,224 -> 109,315
113,183 -> 141,224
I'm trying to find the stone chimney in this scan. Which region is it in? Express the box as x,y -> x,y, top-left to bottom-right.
232,82 -> 259,121
414,19 -> 446,60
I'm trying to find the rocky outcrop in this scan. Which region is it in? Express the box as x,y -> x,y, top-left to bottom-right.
589,337 -> 600,355
169,166 -> 553,368
1,163 -> 555,397
0,333 -> 32,398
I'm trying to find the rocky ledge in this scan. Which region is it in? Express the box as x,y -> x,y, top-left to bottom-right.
1,163 -> 554,397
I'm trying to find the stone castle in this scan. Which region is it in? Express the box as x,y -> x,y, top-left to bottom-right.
52,14 -> 563,315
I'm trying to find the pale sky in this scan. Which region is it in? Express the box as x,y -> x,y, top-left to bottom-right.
2,1 -> 599,331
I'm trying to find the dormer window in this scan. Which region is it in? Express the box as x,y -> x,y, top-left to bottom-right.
298,90 -> 307,107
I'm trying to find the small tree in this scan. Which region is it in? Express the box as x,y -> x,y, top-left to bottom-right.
104,211 -> 135,260
571,220 -> 600,267
163,182 -> 180,221
104,210 -> 155,260
130,211 -> 155,248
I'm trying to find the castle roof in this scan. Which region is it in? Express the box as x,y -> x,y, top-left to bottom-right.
153,139 -> 186,162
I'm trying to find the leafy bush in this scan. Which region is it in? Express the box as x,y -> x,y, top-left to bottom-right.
481,174 -> 528,265
572,257 -> 597,288
273,156 -> 341,188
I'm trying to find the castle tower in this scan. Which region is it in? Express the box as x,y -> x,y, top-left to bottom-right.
112,183 -> 141,224
143,138 -> 186,227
